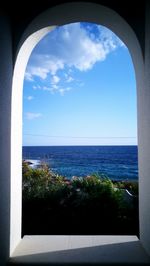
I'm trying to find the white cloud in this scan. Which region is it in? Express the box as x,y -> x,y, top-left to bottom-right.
25,112 -> 42,120
48,23 -> 107,72
51,75 -> 60,84
33,85 -> 41,90
42,86 -> 58,93
97,25 -> 125,52
26,96 -> 34,101
59,87 -> 71,96
24,72 -> 34,81
25,56 -> 64,81
40,85 -> 71,96
71,38 -> 105,71
66,76 -> 74,83
25,23 -> 125,82
25,66 -> 49,80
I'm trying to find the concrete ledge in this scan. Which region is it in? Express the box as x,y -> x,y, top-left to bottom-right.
9,235 -> 150,265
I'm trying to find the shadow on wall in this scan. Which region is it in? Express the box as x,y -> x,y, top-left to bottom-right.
9,240 -> 150,265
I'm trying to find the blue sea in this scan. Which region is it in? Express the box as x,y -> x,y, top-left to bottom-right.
22,146 -> 138,181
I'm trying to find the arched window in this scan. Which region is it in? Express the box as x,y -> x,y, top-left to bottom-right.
22,22 -> 138,237
10,2 -> 149,264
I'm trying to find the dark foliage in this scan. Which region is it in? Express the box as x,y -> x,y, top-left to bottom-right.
22,161 -> 139,236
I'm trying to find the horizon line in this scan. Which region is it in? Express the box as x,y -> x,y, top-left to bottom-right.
22,144 -> 138,147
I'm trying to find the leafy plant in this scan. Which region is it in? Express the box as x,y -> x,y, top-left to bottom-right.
22,161 -> 139,236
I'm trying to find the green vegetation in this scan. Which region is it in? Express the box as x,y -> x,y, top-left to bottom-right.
22,160 -> 139,236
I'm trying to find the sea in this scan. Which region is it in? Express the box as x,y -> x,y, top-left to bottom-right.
22,145 -> 138,181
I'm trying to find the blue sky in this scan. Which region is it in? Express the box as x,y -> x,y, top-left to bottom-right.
23,22 -> 136,146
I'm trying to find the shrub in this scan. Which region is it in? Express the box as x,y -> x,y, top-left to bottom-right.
22,162 -> 139,236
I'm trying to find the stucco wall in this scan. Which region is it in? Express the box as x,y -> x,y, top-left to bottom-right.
0,2 -> 150,265
11,0 -> 147,255
139,1 -> 150,255
0,15 -> 12,265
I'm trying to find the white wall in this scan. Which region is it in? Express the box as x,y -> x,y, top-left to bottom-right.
0,15 -> 12,265
139,1 -> 150,255
0,3 -> 149,265
10,26 -> 55,255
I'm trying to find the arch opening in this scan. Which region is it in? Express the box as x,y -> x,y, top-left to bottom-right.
11,1 -> 145,256
22,21 -> 138,237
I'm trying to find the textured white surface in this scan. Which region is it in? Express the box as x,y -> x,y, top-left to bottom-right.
9,2 -> 145,257
10,26 -> 54,255
10,235 -> 150,264
1,2 -> 150,266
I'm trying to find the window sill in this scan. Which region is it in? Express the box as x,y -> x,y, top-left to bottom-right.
9,235 -> 150,265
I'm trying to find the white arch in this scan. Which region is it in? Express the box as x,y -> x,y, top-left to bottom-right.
11,1 -> 146,256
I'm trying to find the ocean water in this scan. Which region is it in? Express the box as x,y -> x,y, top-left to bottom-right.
23,145 -> 138,181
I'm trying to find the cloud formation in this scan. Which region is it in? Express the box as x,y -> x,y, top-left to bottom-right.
26,96 -> 34,101
25,112 -> 42,120
25,23 -> 125,95
32,84 -> 71,96
51,75 -> 60,84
